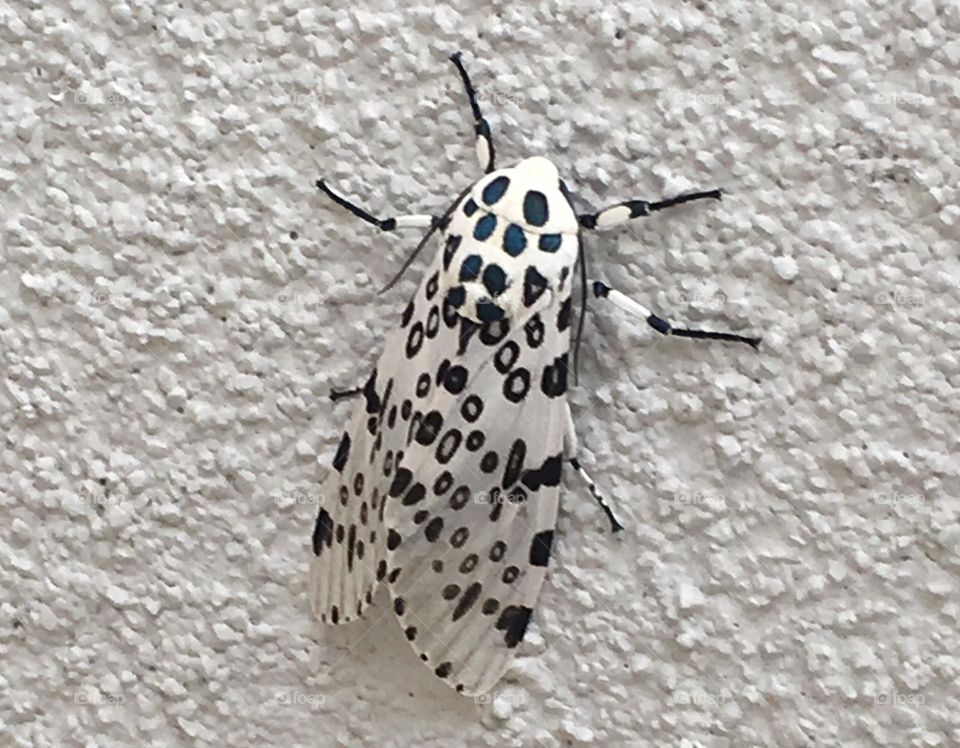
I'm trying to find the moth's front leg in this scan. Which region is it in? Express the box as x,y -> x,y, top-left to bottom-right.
316,180 -> 438,232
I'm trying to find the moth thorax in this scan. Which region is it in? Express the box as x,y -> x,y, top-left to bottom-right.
439,158 -> 580,324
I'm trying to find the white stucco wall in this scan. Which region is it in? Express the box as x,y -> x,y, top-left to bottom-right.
2,1 -> 958,746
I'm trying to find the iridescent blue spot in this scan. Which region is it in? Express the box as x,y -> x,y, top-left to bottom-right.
482,264 -> 507,297
481,176 -> 510,205
459,254 -> 482,282
447,285 -> 465,307
538,233 -> 562,253
463,198 -> 478,216
476,301 -> 504,322
474,214 -> 497,241
523,191 -> 549,227
503,224 -> 526,256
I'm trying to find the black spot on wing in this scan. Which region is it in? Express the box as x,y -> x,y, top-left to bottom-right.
425,305 -> 440,338
457,318 -> 479,355
415,410 -> 444,446
503,367 -> 531,403
332,432 -> 351,473
479,319 -> 509,346
362,371 -> 380,414
523,266 -> 549,307
521,454 -> 564,491
442,234 -> 462,271
443,364 -> 468,394
387,529 -> 402,550
461,395 -> 483,422
502,439 -> 526,488
494,341 -> 520,374
401,482 -> 427,506
346,524 -> 356,571
530,530 -> 554,567
557,296 -> 572,331
312,509 -> 333,556
425,271 -> 439,300
425,516 -> 444,541
452,581 -> 483,622
541,353 -> 569,397
401,300 -> 414,327
495,605 -> 533,648
405,321 -> 424,358
524,314 -> 545,348
389,467 -> 413,497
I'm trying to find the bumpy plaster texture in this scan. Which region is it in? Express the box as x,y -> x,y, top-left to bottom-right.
2,1 -> 959,746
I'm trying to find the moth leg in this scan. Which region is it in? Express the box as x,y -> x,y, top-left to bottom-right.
316,180 -> 438,231
579,188 -> 722,230
449,51 -> 495,174
564,403 -> 624,533
329,386 -> 362,402
592,281 -> 761,349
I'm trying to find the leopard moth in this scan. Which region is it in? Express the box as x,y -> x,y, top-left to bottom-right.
310,52 -> 760,696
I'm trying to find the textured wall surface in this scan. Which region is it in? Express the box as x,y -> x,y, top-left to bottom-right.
2,1 -> 958,746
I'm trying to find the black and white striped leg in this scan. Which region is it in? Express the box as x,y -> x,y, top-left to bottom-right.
564,404 -> 624,533
579,188 -> 722,230
593,281 -> 761,349
329,387 -> 362,402
316,180 -> 438,231
449,52 -> 495,174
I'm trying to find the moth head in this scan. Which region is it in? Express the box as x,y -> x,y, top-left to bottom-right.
440,158 -> 579,324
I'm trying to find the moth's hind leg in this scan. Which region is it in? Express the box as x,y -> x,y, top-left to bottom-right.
592,281 -> 761,349
449,52 -> 495,174
564,403 -> 624,533
316,180 -> 438,232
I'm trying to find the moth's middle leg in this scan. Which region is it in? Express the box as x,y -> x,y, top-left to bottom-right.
592,281 -> 761,349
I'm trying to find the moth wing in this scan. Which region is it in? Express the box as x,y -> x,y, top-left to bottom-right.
382,282 -> 573,695
308,190 -> 471,625
307,278 -> 431,625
